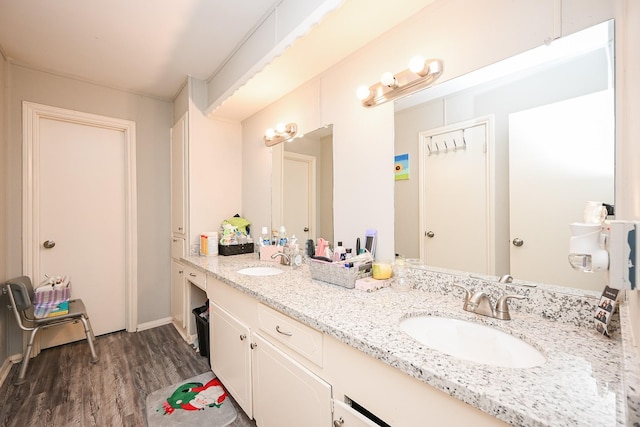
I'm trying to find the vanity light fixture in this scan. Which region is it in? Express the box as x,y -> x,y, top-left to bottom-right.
264,122 -> 298,147
357,57 -> 444,107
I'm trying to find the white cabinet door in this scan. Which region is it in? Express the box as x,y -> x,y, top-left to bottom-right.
170,260 -> 185,328
210,303 -> 253,418
170,113 -> 187,236
252,333 -> 331,427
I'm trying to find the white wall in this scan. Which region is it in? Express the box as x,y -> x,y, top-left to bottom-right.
5,64 -> 173,354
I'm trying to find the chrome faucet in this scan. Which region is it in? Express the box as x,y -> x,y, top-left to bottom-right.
271,252 -> 291,266
453,283 -> 525,320
498,274 -> 513,284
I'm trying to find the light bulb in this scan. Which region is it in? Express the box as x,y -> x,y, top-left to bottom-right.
409,56 -> 427,74
380,72 -> 397,87
356,85 -> 371,100
265,128 -> 275,139
275,123 -> 286,133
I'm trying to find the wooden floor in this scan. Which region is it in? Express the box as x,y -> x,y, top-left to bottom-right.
0,324 -> 256,427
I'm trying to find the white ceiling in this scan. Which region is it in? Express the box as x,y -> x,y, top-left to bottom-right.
0,0 -> 279,100
0,0 -> 438,118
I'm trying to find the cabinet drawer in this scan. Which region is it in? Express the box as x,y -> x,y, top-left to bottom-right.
257,304 -> 323,366
333,400 -> 382,427
171,237 -> 185,259
184,265 -> 206,291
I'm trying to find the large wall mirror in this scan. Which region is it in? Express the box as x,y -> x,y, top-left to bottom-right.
394,20 -> 615,291
272,125 -> 334,245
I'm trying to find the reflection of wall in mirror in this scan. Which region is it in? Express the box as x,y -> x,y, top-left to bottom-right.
394,39 -> 613,288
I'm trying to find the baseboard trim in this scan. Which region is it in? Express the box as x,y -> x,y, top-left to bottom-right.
137,317 -> 172,332
0,355 -> 20,387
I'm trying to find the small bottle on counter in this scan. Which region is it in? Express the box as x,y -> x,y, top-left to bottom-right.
345,248 -> 353,260
260,226 -> 271,246
278,226 -> 288,246
333,241 -> 345,261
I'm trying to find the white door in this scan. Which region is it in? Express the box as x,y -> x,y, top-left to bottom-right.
283,152 -> 316,242
419,120 -> 492,274
509,90 -> 614,290
23,102 -> 137,349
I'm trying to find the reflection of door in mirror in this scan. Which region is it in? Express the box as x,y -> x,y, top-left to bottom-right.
279,126 -> 334,244
394,20 -> 614,290
418,118 -> 492,274
283,152 -> 315,243
509,90 -> 613,291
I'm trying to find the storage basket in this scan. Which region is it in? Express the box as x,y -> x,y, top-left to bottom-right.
307,258 -> 372,289
218,243 -> 254,256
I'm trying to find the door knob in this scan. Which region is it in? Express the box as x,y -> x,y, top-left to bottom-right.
303,227 -> 309,232
512,238 -> 524,247
426,231 -> 435,238
43,240 -> 56,249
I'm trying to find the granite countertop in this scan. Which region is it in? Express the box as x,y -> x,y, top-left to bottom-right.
182,254 -> 638,427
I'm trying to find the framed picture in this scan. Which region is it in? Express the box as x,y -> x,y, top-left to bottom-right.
395,153 -> 409,180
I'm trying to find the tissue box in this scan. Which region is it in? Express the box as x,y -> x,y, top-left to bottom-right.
34,289 -> 71,318
34,280 -> 72,318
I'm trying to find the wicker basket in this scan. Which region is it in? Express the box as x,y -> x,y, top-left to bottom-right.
307,258 -> 372,289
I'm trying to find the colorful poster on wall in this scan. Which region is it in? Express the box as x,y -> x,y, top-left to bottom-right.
395,153 -> 409,180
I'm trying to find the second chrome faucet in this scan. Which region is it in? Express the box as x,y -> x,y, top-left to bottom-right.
453,283 -> 525,320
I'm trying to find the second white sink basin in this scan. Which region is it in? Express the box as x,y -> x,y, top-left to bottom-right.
237,266 -> 284,276
399,315 -> 546,369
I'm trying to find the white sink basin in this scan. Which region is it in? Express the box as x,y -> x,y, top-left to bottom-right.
399,315 -> 546,368
237,267 -> 284,276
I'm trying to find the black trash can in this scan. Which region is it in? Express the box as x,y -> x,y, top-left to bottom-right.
192,301 -> 210,362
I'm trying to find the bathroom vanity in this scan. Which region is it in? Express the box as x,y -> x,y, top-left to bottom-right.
181,253 -> 638,427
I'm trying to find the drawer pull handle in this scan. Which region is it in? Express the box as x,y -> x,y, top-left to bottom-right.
239,334 -> 246,341
276,325 -> 293,336
189,273 -> 196,277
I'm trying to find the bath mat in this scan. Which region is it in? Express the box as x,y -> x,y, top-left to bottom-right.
146,372 -> 237,427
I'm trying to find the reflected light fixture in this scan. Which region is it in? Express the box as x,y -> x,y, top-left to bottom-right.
357,57 -> 444,107
264,122 -> 298,147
